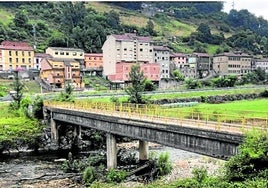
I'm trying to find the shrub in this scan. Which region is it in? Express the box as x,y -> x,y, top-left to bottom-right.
83,166 -> 96,184
157,152 -> 172,176
106,168 -> 127,183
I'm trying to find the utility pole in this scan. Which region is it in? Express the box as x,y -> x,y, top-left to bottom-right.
232,0 -> 235,10
32,24 -> 37,50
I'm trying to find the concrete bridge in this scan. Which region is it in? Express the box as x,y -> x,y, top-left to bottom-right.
43,101 -> 263,169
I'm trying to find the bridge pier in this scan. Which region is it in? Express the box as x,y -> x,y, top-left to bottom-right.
139,140 -> 149,161
106,133 -> 117,169
51,117 -> 59,144
73,125 -> 82,139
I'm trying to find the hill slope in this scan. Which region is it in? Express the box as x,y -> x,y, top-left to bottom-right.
0,2 -> 267,55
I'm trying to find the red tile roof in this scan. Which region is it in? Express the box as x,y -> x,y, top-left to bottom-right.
0,41 -> 34,51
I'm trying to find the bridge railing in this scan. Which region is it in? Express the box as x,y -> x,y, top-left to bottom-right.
44,101 -> 268,133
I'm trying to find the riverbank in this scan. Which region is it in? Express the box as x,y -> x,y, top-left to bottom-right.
0,144 -> 224,188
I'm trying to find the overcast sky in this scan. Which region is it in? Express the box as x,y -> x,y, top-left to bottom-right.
223,0 -> 268,20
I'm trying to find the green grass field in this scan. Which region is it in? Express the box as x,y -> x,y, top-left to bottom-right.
0,103 -> 42,142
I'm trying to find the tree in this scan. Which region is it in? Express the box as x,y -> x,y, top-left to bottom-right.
10,70 -> 24,110
173,70 -> 185,81
144,79 -> 156,91
146,19 -> 156,36
125,64 -> 147,104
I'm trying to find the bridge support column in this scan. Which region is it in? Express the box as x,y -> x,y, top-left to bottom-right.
51,118 -> 59,144
73,125 -> 82,139
106,133 -> 117,169
139,140 -> 149,161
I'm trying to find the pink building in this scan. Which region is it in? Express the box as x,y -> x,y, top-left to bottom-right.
108,62 -> 160,82
170,53 -> 187,69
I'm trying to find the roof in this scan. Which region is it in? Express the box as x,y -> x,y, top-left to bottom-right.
153,46 -> 169,51
170,53 -> 186,57
85,53 -> 103,57
0,41 -> 34,51
214,52 -> 252,58
193,52 -> 210,57
35,53 -> 53,58
254,58 -> 268,62
111,33 -> 153,43
47,47 -> 84,52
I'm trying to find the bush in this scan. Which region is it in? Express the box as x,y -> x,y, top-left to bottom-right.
83,166 -> 96,184
106,168 -> 127,183
157,152 -> 173,176
224,129 -> 268,181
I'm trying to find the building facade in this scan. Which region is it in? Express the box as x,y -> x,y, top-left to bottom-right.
213,52 -> 252,76
0,41 -> 34,71
84,53 -> 103,70
34,53 -> 52,70
193,53 -> 211,78
40,58 -> 82,89
154,46 -> 170,79
254,58 -> 268,73
108,62 -> 160,82
102,33 -> 154,77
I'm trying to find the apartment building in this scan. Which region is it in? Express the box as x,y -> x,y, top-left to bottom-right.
102,33 -> 154,77
154,46 -> 170,79
213,52 -> 253,76
0,41 -> 34,71
108,62 -> 160,82
170,53 -> 195,78
40,58 -> 82,89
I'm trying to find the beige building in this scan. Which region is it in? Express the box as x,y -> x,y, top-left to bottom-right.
102,33 -> 154,77
213,52 -> 252,76
45,47 -> 84,67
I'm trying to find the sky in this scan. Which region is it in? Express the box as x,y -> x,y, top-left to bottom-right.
223,0 -> 268,20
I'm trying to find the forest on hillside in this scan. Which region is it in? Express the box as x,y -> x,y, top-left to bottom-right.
0,2 -> 267,55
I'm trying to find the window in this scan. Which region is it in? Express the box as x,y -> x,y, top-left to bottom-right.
22,58 -> 25,63
60,52 -> 64,55
140,48 -> 143,52
16,58 -> 18,63
73,52 -> 77,56
9,58 -> 12,63
80,53 -> 83,56
28,51 -> 31,56
9,51 -> 11,56
55,52 -> 58,55
66,52 -> 69,55
29,58 -> 31,63
22,51 -> 24,56
15,51 -> 18,56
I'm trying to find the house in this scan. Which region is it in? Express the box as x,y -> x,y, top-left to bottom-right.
193,52 -> 211,78
170,53 -> 196,79
34,53 -> 52,70
40,58 -> 83,89
154,46 -> 170,79
102,33 -> 154,78
213,52 -> 253,76
0,41 -> 34,71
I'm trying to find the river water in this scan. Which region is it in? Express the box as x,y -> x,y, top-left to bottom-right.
0,146 -> 213,187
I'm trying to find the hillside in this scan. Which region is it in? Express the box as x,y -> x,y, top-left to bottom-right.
0,2 -> 267,56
